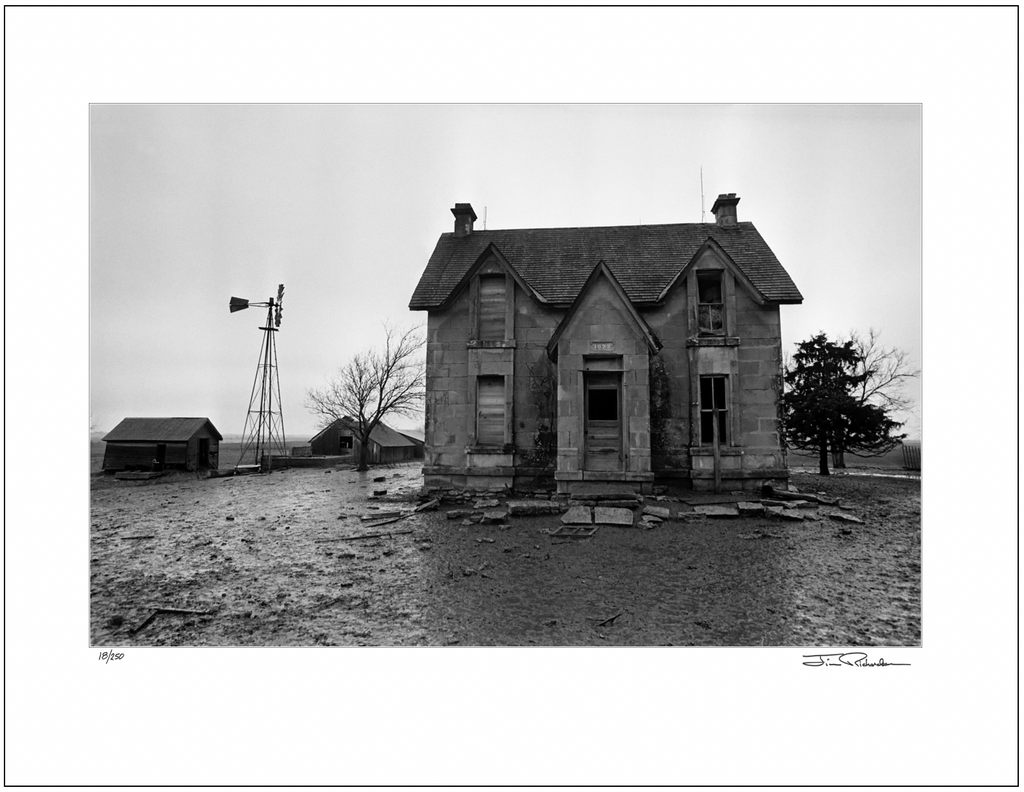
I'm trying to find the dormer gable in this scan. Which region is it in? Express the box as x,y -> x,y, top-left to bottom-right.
656,237 -> 768,306
436,242 -> 547,312
546,261 -> 662,361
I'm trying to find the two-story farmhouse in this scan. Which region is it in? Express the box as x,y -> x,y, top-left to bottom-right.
409,195 -> 802,494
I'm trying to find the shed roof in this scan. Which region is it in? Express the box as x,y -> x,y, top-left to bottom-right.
409,221 -> 803,309
311,418 -> 418,448
397,429 -> 425,446
102,417 -> 223,442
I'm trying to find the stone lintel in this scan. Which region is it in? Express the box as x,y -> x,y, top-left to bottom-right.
467,339 -> 517,349
690,447 -> 745,457
687,336 -> 741,347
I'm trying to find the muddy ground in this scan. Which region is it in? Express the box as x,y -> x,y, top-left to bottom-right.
90,462 -> 920,647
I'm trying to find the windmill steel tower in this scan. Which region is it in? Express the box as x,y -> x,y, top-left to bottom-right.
229,284 -> 286,470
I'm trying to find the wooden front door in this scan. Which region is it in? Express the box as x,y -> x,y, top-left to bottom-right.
584,371 -> 622,471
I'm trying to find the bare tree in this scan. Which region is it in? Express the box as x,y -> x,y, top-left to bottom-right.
306,323 -> 425,471
831,328 -> 920,468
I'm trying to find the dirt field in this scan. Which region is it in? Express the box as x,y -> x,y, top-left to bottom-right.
89,457 -> 920,647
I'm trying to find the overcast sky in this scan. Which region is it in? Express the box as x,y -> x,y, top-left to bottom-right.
90,103 -> 922,438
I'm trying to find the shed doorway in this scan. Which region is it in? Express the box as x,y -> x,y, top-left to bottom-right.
198,438 -> 210,468
584,371 -> 622,471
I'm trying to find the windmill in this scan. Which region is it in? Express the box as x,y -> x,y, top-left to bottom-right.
229,284 -> 286,471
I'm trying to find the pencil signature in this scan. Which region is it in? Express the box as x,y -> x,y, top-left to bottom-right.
802,652 -> 910,667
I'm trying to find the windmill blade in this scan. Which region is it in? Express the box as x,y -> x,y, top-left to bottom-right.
229,296 -> 250,313
275,284 -> 284,327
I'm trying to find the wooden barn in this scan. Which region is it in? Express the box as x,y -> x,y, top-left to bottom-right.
309,417 -> 422,463
397,430 -> 426,458
101,417 -> 222,472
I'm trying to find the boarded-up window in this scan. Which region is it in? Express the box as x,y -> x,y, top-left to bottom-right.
697,271 -> 724,335
476,376 -> 505,446
699,375 -> 729,445
478,274 -> 506,341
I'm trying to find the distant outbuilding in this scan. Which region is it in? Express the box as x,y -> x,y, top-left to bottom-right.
309,417 -> 423,463
102,417 -> 222,472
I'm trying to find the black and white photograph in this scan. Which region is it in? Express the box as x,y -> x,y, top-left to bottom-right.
87,103 -> 924,649
5,6 -> 1018,787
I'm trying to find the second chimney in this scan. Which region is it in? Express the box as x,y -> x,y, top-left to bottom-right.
710,193 -> 740,227
451,203 -> 478,238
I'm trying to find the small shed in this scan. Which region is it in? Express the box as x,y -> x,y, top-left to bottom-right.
309,417 -> 421,463
102,417 -> 222,472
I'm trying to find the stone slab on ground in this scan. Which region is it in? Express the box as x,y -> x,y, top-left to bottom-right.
737,502 -> 765,516
473,498 -> 500,509
593,506 -> 635,526
480,510 -> 509,524
569,483 -> 641,501
767,506 -> 804,521
693,504 -> 740,518
642,505 -> 672,519
830,512 -> 864,524
684,495 -> 742,506
560,506 -> 593,525
507,500 -> 562,516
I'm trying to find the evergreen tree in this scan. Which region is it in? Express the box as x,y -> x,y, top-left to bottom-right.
782,332 -> 905,475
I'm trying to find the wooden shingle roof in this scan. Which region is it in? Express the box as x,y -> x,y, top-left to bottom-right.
102,417 -> 222,442
409,221 -> 803,309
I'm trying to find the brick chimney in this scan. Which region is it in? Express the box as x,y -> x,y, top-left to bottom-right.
710,193 -> 740,227
451,203 -> 477,238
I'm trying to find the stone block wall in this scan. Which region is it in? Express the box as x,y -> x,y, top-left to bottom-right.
423,275 -> 561,488
423,285 -> 473,479
421,252 -> 788,491
642,251 -> 788,488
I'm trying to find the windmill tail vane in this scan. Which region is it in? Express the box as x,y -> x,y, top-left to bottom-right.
230,284 -> 286,471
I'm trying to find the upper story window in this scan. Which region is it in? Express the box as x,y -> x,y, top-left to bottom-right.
478,274 -> 506,341
697,271 -> 724,335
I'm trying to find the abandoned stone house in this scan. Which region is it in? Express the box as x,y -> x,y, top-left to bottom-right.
409,195 -> 803,494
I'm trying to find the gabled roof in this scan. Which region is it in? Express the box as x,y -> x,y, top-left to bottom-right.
102,417 -> 222,442
362,420 -> 418,448
396,429 -> 425,446
409,221 -> 803,310
312,417 -> 418,448
546,262 -> 662,360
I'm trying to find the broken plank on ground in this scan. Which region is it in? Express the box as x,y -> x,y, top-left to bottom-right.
549,524 -> 598,538
316,529 -> 414,542
131,607 -> 213,634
